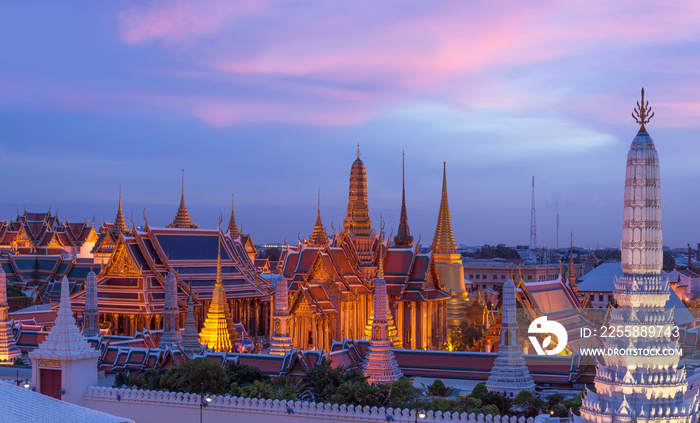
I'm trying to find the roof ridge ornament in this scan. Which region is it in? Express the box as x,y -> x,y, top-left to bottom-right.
632,87 -> 654,132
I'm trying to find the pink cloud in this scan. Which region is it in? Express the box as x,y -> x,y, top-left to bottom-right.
118,0 -> 268,44
111,1 -> 700,127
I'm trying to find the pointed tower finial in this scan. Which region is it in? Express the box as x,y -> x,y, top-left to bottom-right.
309,188 -> 328,246
395,150 -> 413,247
112,185 -> 128,235
356,143 -> 361,159
431,161 -> 457,255
632,87 -> 654,132
167,169 -> 199,229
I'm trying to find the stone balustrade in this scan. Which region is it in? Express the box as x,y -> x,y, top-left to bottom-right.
84,386 -> 537,423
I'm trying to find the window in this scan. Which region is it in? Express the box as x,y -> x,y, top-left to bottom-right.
483,284 -> 487,289
469,274 -> 473,279
527,275 -> 532,280
493,275 -> 498,280
598,294 -> 604,301
501,275 -> 506,280
476,274 -> 480,279
590,294 -> 594,301
482,274 -> 487,279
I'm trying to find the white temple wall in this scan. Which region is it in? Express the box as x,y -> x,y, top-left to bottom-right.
83,386 -> 537,423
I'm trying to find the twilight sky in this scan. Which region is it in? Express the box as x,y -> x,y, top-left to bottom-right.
1,1 -> 700,248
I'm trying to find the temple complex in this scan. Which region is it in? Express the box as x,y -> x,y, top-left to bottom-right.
280,149 -> 450,352
362,257 -> 402,384
485,279 -> 534,396
579,90 -> 698,422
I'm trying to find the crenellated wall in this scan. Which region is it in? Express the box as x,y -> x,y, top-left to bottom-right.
84,386 -> 538,423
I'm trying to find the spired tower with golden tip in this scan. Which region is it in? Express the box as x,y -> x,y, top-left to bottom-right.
431,162 -> 468,330
578,89 -> 698,423
198,240 -> 237,352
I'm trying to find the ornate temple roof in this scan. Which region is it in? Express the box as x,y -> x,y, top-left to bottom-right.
71,227 -> 270,315
166,171 -> 199,229
112,187 -> 128,236
0,210 -> 97,255
431,162 -> 457,255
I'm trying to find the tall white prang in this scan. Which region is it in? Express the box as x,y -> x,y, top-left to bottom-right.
579,89 -> 698,422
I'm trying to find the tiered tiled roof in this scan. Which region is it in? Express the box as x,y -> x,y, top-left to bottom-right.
0,210 -> 97,255
71,227 -> 270,315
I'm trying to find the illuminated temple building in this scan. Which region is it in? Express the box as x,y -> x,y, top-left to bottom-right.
0,210 -> 97,258
280,148 -> 452,351
69,190 -> 272,342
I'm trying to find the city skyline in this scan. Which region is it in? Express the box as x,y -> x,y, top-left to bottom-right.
2,2 -> 700,248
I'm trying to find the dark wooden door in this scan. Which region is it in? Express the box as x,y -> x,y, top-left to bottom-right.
40,369 -> 61,399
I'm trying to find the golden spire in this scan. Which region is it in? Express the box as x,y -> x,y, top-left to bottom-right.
198,236 -> 236,352
394,151 -> 413,248
228,194 -> 239,239
309,187 -> 328,246
431,162 -> 457,255
356,142 -> 361,159
167,170 -> 199,229
632,87 -> 654,132
112,185 -> 128,235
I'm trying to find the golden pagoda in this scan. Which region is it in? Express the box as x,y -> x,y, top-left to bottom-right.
198,241 -> 237,352
431,162 -> 468,330
167,170 -> 199,229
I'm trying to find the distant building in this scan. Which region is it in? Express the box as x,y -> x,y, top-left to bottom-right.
463,259 -> 583,291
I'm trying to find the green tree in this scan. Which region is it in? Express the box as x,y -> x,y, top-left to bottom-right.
470,383 -> 489,399
226,362 -> 270,388
513,390 -> 536,404
303,358 -> 366,402
423,379 -> 455,397
161,358 -> 229,395
387,377 -> 418,407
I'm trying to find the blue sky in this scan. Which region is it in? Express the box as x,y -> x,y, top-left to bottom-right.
1,1 -> 700,248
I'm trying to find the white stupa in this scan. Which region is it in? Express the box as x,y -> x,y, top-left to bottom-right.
486,279 -> 535,397
578,89 -> 698,422
29,275 -> 100,405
